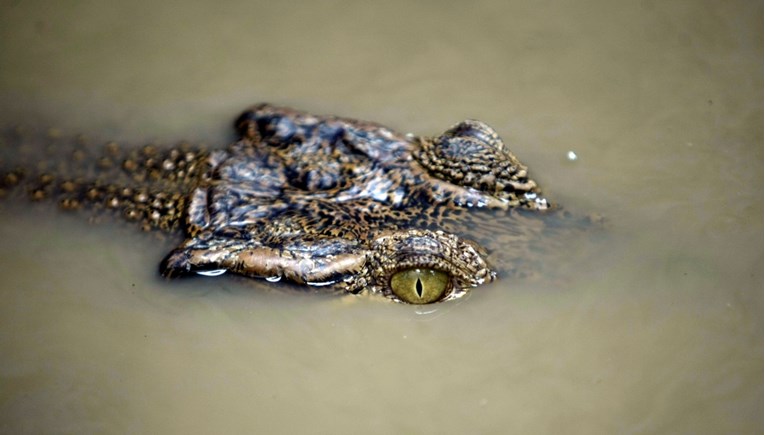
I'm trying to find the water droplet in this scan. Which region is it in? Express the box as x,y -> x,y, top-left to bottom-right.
196,269 -> 226,277
567,151 -> 578,161
306,280 -> 337,287
415,308 -> 439,316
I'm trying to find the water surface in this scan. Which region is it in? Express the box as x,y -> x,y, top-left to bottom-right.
0,1 -> 761,433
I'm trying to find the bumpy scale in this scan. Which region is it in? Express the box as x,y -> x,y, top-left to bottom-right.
1,104 -> 551,304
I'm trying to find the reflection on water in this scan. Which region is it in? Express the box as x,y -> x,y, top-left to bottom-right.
0,0 -> 761,433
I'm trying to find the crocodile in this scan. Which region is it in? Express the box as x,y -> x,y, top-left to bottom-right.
1,104 -> 557,304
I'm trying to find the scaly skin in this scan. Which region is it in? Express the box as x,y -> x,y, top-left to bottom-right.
1,104 -> 555,304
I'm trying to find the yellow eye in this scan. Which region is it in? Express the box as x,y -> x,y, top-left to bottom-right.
390,268 -> 450,304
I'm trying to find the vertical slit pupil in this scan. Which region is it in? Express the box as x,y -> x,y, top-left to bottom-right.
415,277 -> 423,298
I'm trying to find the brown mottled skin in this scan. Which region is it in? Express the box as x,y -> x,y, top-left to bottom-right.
1,104 -> 556,304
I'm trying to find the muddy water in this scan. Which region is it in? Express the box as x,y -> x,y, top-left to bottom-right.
0,1 -> 761,433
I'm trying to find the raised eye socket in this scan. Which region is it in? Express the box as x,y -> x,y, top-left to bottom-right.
389,268 -> 450,304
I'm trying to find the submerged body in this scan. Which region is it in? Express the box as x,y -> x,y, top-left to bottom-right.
1,104 -> 554,304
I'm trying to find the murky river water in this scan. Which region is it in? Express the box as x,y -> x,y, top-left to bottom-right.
0,1 -> 761,433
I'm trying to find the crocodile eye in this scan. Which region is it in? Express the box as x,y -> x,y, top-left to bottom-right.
390,268 -> 450,304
